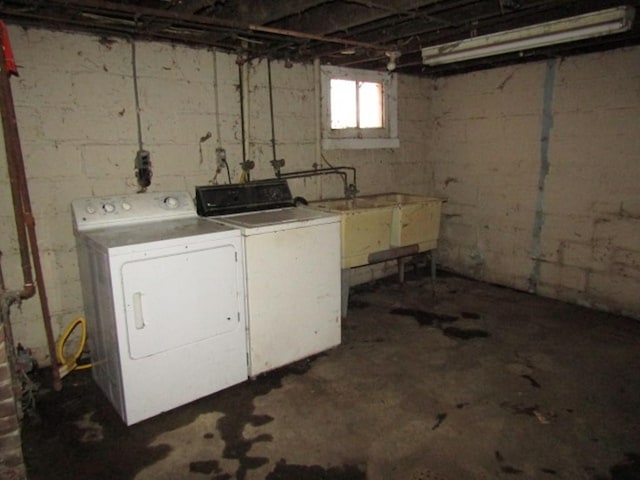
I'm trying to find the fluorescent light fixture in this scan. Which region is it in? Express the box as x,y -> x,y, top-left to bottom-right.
422,6 -> 635,66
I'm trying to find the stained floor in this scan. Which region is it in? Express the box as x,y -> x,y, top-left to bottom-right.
21,273 -> 640,480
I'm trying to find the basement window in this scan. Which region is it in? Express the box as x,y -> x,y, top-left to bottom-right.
321,66 -> 399,150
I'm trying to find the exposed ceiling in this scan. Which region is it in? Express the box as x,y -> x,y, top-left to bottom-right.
1,0 -> 639,76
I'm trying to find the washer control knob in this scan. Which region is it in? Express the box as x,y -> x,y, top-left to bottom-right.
85,205 -> 96,214
121,202 -> 132,211
163,196 -> 179,209
102,203 -> 116,213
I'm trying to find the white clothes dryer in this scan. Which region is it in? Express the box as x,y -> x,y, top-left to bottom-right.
72,192 -> 247,425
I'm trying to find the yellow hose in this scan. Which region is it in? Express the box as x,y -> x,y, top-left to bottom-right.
56,316 -> 92,378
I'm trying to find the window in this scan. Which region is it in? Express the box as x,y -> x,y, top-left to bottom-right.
321,66 -> 399,150
330,79 -> 383,129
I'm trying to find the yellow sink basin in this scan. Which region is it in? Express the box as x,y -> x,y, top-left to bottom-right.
308,193 -> 446,269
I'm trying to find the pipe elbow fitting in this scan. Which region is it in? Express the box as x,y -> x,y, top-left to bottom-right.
20,283 -> 36,300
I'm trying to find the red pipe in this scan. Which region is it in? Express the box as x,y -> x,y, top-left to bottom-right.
0,23 -> 61,390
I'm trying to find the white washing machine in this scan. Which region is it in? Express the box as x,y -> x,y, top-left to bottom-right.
72,192 -> 248,425
196,180 -> 341,377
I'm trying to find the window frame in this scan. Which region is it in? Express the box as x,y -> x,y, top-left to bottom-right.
321,65 -> 399,150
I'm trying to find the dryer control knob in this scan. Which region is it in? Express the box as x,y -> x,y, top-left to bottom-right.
163,196 -> 179,209
122,202 -> 132,211
102,203 -> 116,213
85,205 -> 96,214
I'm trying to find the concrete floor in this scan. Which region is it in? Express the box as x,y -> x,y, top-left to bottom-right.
21,273 -> 640,480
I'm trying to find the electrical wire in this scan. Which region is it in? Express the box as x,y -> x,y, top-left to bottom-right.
212,51 -> 222,150
238,63 -> 247,169
131,40 -> 143,154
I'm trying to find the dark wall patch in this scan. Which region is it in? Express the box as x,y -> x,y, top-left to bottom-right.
461,312 -> 480,319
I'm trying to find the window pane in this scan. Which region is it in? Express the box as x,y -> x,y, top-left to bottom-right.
330,79 -> 357,129
358,81 -> 383,128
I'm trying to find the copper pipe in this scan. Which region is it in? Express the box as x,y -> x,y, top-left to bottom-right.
0,54 -> 34,301
247,24 -> 384,50
0,36 -> 62,390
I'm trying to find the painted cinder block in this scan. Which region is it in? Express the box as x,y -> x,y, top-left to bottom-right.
481,249 -> 533,290
249,60 -> 314,91
438,179 -> 479,207
80,144 -> 139,179
612,248 -> 640,271
558,47 -> 640,83
554,77 -> 640,112
399,119 -> 432,142
14,69 -> 75,108
10,27 -> 129,74
538,261 -> 588,292
593,217 -> 640,252
552,108 -> 638,139
41,107 -> 137,144
22,144 -> 84,180
429,46 -> 640,318
588,271 -> 640,314
561,241 -> 610,272
539,214 -> 594,244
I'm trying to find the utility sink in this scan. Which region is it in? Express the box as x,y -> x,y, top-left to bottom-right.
308,193 -> 446,269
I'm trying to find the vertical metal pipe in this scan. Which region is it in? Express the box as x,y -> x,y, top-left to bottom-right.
0,55 -> 34,300
243,61 -> 250,182
0,251 -> 6,291
238,64 -> 246,164
313,58 -> 322,199
0,33 -> 61,390
267,59 -> 277,164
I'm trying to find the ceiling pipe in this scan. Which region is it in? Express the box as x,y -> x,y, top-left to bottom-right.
44,0 -> 389,52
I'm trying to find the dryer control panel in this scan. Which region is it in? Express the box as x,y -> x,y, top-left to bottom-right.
72,191 -> 196,231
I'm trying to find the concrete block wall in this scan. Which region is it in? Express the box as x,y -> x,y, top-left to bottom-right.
429,47 -> 640,318
0,25 -> 433,364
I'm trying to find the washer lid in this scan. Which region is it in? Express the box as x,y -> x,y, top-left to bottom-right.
81,217 -> 239,249
213,207 -> 339,234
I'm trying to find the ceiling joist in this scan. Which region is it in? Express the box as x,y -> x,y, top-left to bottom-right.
0,0 -> 638,76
